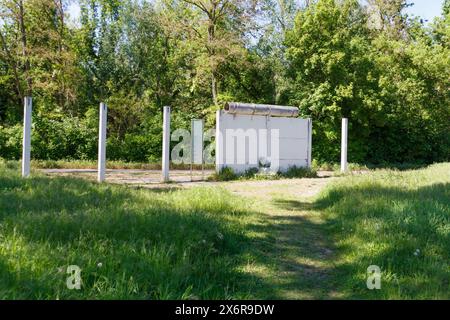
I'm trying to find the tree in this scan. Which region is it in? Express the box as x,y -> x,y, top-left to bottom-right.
366,0 -> 413,38
177,0 -> 257,106
0,0 -> 79,114
432,0 -> 450,47
0,0 -> 448,164
285,0 -> 450,163
0,0 -> 32,102
286,0 -> 376,161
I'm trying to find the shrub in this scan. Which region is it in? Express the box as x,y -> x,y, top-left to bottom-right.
209,165 -> 318,181
0,124 -> 22,159
208,167 -> 238,181
281,166 -> 317,178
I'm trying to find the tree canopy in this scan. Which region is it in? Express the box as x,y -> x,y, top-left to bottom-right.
0,0 -> 449,163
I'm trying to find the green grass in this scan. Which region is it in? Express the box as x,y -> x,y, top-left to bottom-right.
0,164 -> 264,299
315,163 -> 450,299
310,159 -> 430,172
0,161 -> 448,299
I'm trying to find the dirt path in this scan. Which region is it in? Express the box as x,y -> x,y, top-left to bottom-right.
217,177 -> 340,299
217,175 -> 333,199
41,169 -> 214,184
41,168 -> 334,193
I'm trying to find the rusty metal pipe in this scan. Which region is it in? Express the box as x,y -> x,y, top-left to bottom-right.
224,102 -> 299,117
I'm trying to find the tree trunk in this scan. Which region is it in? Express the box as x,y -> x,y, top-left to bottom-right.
0,30 -> 23,102
18,0 -> 32,97
56,0 -> 66,108
211,71 -> 218,106
208,22 -> 218,105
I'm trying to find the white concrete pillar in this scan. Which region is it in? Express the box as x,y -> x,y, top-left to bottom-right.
307,118 -> 312,168
215,110 -> 224,173
21,97 -> 32,177
98,102 -> 107,182
341,118 -> 348,173
162,106 -> 171,182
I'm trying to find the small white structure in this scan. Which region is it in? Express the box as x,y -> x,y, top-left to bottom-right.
216,102 -> 312,174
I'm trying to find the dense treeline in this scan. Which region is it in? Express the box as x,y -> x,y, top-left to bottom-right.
0,0 -> 449,163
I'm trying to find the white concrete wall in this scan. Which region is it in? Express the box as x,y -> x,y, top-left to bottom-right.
216,111 -> 311,173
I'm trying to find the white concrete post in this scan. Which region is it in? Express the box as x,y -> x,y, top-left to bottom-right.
21,96 -> 32,177
341,118 -> 348,173
215,110 -> 223,173
162,106 -> 171,182
98,102 -> 107,182
307,118 -> 312,168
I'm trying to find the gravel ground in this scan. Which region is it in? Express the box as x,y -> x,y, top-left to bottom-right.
41,168 -> 336,198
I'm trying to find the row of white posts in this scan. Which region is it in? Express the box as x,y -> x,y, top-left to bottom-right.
21,99 -> 173,183
21,98 -> 349,181
21,97 -> 109,182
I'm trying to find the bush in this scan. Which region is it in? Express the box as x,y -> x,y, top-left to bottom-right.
0,124 -> 22,159
242,167 -> 260,178
31,113 -> 98,160
209,165 -> 318,181
3,109 -> 100,161
281,166 -> 318,178
208,167 -> 238,181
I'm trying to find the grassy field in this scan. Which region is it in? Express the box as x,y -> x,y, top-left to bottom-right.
0,160 -> 448,299
317,164 -> 450,299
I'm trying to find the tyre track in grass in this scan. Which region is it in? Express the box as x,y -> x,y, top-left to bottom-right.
219,176 -> 342,299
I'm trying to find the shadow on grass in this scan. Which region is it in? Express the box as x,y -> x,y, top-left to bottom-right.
0,173 -> 267,299
364,162 -> 431,171
272,199 -> 319,211
274,181 -> 450,299
132,185 -> 182,193
246,212 -> 338,299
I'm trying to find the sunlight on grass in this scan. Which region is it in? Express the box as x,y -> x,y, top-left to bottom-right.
316,163 -> 450,299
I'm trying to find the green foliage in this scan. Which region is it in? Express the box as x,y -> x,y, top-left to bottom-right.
285,0 -> 450,164
0,0 -> 449,165
0,124 -> 22,159
282,166 -> 318,178
243,167 -> 260,178
286,0 -> 383,162
31,112 -> 98,160
209,165 -> 317,181
209,167 -> 239,181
